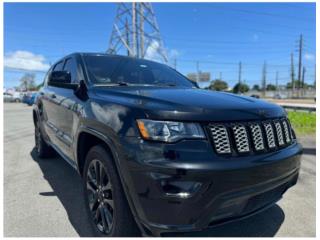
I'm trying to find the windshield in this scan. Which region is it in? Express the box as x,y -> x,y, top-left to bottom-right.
83,55 -> 194,88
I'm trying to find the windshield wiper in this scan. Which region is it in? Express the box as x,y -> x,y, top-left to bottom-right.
95,82 -> 178,87
117,81 -> 129,86
156,83 -> 177,87
94,82 -> 130,87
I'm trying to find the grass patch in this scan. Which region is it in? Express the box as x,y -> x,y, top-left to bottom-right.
287,111 -> 316,136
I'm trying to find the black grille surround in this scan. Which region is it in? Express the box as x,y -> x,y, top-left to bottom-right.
208,118 -> 296,156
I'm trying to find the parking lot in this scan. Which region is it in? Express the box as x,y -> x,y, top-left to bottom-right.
4,103 -> 316,237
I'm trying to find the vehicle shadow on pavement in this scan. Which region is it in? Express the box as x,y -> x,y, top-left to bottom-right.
30,148 -> 94,237
30,148 -> 285,237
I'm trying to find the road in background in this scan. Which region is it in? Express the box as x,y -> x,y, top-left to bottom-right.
4,103 -> 316,237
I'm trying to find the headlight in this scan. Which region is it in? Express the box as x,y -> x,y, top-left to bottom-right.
136,119 -> 205,142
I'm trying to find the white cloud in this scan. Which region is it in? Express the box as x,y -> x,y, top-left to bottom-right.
145,40 -> 160,61
145,41 -> 180,67
304,53 -> 315,61
4,50 -> 50,71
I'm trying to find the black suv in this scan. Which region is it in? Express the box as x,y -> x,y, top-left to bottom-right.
33,53 -> 302,237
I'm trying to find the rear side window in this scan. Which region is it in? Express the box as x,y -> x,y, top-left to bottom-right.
63,58 -> 79,83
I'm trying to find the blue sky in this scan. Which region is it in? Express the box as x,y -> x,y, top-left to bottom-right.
4,2 -> 316,89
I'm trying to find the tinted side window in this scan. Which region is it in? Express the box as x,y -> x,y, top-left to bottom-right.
63,58 -> 78,83
53,61 -> 64,71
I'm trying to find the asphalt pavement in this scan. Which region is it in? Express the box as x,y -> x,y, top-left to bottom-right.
3,103 -> 316,237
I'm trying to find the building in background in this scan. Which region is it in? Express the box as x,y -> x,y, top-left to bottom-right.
187,72 -> 211,83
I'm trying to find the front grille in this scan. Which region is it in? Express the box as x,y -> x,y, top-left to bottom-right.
282,120 -> 291,144
249,124 -> 265,151
209,118 -> 294,155
232,125 -> 250,153
263,122 -> 276,148
209,125 -> 231,154
274,121 -> 285,146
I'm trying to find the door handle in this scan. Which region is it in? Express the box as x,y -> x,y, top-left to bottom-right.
51,94 -> 56,99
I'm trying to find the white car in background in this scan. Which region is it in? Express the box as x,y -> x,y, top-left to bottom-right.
3,92 -> 22,102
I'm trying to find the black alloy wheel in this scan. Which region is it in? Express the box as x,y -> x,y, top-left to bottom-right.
83,145 -> 140,237
86,159 -> 114,234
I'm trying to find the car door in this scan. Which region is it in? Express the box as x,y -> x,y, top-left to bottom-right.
41,61 -> 65,147
52,56 -> 84,162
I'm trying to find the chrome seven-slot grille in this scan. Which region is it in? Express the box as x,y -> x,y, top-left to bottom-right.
209,118 -> 295,155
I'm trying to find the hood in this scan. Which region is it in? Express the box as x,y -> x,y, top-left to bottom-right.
93,86 -> 286,122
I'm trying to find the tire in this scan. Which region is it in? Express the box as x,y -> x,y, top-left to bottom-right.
83,145 -> 140,237
34,120 -> 55,158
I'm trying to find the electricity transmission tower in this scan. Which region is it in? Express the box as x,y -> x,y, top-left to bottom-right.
107,3 -> 168,63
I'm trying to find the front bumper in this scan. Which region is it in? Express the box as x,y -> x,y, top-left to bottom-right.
118,138 -> 302,236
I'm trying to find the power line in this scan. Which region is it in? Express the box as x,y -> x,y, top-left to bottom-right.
221,6 -> 315,22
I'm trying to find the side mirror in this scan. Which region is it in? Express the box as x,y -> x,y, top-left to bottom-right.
48,71 -> 78,90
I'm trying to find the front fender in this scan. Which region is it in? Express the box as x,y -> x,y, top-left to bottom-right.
74,125 -> 143,233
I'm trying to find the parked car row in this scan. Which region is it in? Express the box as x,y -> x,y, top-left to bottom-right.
3,92 -> 22,102
22,92 -> 38,106
3,91 -> 38,105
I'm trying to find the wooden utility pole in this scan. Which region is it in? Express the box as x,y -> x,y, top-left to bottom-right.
290,53 -> 295,98
297,34 -> 303,97
196,61 -> 200,82
173,58 -> 177,69
262,61 -> 267,97
276,71 -> 279,94
238,61 -> 242,84
302,66 -> 306,97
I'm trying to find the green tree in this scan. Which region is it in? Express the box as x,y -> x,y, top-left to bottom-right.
233,83 -> 249,93
19,73 -> 36,91
266,84 -> 276,91
36,82 -> 44,91
286,80 -> 308,89
209,79 -> 228,91
252,84 -> 260,91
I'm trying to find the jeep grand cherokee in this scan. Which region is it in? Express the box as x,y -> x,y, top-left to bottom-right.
33,53 -> 302,236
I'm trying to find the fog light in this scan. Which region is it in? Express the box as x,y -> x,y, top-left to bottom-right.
161,181 -> 202,199
166,192 -> 191,199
